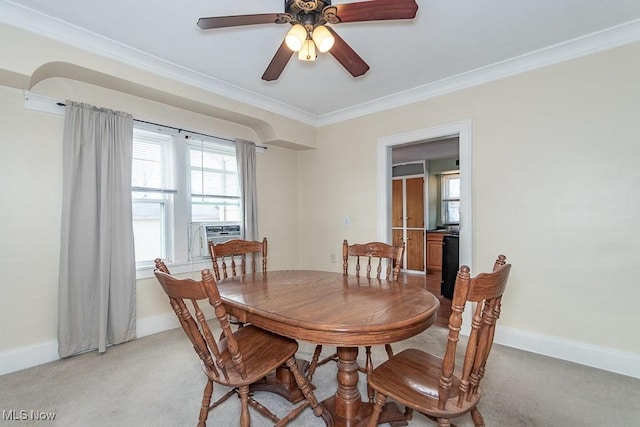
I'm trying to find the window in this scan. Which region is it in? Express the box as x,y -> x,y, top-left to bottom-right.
131,127 -> 176,267
441,173 -> 460,225
131,126 -> 240,269
187,137 -> 240,223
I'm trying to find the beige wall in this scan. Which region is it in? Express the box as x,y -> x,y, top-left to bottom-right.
256,144 -> 301,270
301,43 -> 640,355
0,85 -> 63,349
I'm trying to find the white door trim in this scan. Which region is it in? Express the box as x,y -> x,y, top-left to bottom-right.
377,119 -> 473,332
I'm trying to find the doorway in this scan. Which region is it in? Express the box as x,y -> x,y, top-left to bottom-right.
376,120 -> 473,329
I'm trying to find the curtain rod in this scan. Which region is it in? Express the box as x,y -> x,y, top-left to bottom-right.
55,102 -> 267,150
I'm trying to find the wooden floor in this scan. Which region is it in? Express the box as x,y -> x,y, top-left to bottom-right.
424,270 -> 452,328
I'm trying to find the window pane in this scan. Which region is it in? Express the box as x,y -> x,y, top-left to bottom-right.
191,196 -> 240,223
189,139 -> 239,224
132,128 -> 173,190
131,127 -> 174,267
444,175 -> 460,199
443,201 -> 460,224
190,170 -> 238,196
132,200 -> 165,263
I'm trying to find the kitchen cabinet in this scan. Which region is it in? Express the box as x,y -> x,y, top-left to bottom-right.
392,176 -> 425,272
426,231 -> 446,272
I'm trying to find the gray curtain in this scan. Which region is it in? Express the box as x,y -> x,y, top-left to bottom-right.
235,139 -> 258,240
58,102 -> 136,358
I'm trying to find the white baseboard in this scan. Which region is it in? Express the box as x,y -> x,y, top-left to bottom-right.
2,321 -> 638,379
0,339 -> 59,376
0,313 -> 179,376
494,326 -> 640,379
135,312 -> 180,338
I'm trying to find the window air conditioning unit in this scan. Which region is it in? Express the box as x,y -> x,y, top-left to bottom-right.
189,223 -> 241,260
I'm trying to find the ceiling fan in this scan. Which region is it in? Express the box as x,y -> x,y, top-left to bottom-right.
197,0 -> 419,81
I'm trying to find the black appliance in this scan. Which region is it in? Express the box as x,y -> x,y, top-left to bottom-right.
440,235 -> 459,299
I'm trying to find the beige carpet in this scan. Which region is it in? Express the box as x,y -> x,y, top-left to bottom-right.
1,324 -> 639,426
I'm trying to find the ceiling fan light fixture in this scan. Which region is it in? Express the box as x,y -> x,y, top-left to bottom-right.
312,25 -> 334,53
298,39 -> 317,61
285,24 -> 307,51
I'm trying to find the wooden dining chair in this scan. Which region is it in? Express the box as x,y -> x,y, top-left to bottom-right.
207,238 -> 311,401
208,237 -> 267,329
208,237 -> 267,281
306,239 -> 405,391
366,255 -> 512,427
153,259 -> 325,427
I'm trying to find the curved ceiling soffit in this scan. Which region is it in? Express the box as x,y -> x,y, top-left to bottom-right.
28,61 -> 278,143
0,68 -> 30,89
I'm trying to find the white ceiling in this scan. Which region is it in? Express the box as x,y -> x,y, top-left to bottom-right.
3,0 -> 640,125
392,137 -> 458,164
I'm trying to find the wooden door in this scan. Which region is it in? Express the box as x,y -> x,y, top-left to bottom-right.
392,229 -> 403,248
405,178 -> 424,229
392,179 -> 403,228
406,229 -> 424,271
391,175 -> 425,272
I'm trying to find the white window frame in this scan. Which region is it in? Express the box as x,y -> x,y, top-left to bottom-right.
131,124 -> 178,269
441,172 -> 460,225
185,132 -> 241,261
185,133 -> 240,224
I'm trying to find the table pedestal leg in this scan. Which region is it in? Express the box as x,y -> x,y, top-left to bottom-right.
335,346 -> 361,419
320,346 -> 411,427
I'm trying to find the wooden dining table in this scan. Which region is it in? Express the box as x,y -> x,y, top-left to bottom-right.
217,269 -> 440,427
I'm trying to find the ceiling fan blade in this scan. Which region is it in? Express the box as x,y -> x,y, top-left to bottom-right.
262,40 -> 295,81
325,0 -> 418,24
197,13 -> 288,29
326,27 -> 370,78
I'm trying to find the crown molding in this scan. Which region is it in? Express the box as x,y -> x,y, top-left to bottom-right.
2,0 -> 640,129
317,18 -> 640,126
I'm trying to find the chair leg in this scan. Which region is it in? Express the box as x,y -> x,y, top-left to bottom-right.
384,343 -> 394,359
246,395 -> 279,423
361,346 -> 375,402
197,379 -> 213,427
238,385 -> 251,427
470,407 -> 485,426
209,388 -> 236,411
357,346 -> 371,374
366,392 -> 386,427
307,345 -> 323,382
436,418 -> 451,427
285,357 -> 325,418
307,345 -> 338,381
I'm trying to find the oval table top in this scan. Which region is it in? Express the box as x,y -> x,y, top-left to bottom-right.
217,269 -> 440,347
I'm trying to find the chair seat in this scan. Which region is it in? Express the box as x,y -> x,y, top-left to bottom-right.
205,325 -> 299,387
368,348 -> 480,418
